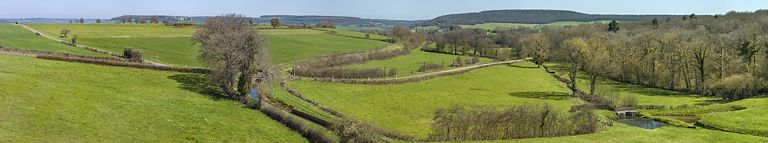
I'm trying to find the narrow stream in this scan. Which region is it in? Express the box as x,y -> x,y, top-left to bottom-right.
616,117 -> 667,129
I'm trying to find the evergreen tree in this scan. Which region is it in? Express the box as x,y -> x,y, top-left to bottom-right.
607,20 -> 620,32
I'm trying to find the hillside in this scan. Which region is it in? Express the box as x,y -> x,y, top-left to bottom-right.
423,9 -> 683,26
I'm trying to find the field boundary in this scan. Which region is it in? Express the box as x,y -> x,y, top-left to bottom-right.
291,58 -> 529,84
17,24 -> 170,67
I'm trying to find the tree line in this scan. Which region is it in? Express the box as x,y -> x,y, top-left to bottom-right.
527,10 -> 768,101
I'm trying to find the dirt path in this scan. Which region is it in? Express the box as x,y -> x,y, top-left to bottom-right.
16,24 -> 169,67
0,51 -> 35,57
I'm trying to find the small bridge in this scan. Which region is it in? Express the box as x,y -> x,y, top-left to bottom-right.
615,107 -> 639,116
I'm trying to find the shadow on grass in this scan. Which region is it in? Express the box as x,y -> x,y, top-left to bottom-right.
508,92 -> 570,100
168,74 -> 228,100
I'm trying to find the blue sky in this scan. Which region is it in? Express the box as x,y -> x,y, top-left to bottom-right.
1,0 -> 766,20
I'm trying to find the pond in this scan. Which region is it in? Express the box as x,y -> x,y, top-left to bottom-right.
616,117 -> 667,129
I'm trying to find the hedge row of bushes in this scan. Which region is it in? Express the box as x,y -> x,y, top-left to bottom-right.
417,63 -> 444,72
260,104 -> 336,143
293,67 -> 396,79
36,54 -> 208,74
450,56 -> 481,67
298,61 -> 504,85
295,45 -> 410,69
292,44 -> 418,79
428,105 -> 601,141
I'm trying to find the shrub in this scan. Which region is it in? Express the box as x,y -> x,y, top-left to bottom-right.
387,68 -> 398,76
450,57 -> 465,67
123,47 -> 143,62
417,63 -> 444,72
428,104 -> 600,141
293,67 -> 386,79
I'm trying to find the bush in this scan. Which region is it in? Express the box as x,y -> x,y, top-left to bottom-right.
293,67 -> 386,79
428,104 -> 600,141
387,68 -> 398,76
123,47 -> 143,62
450,57 -> 465,67
417,63 -> 444,72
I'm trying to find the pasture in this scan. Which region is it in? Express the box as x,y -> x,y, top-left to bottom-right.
289,62 -> 579,138
0,24 -> 106,57
26,24 -> 390,66
0,55 -> 307,142
348,48 -> 495,76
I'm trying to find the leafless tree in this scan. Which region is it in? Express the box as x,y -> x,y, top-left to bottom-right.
192,13 -> 271,98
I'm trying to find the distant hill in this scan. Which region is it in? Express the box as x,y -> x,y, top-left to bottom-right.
423,10 -> 684,26
111,15 -> 193,23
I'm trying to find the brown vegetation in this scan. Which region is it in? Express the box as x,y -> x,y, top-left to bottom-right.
428,105 -> 600,141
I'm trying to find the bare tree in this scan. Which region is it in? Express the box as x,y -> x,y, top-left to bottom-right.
151,16 -> 159,24
192,13 -> 271,98
60,29 -> 71,37
559,37 -> 588,96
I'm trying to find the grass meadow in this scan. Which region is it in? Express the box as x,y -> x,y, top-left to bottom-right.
27,24 -> 389,66
0,55 -> 307,142
348,48 -> 494,76
289,62 -> 579,138
0,24 -> 107,57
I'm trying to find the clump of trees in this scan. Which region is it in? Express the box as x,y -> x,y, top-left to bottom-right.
192,14 -> 272,99
709,74 -> 763,101
428,104 -> 600,141
428,28 -> 503,59
315,21 -> 336,28
500,10 -> 768,101
123,47 -> 143,62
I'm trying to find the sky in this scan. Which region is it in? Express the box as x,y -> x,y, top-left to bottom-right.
1,0 -> 767,20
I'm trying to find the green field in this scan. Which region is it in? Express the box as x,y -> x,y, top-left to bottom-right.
267,34 -> 390,64
317,28 -> 390,41
78,37 -> 200,67
0,55 -> 306,142
28,24 -> 197,37
27,24 -> 390,66
0,24 -> 106,57
348,48 -> 494,76
289,62 -> 579,138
